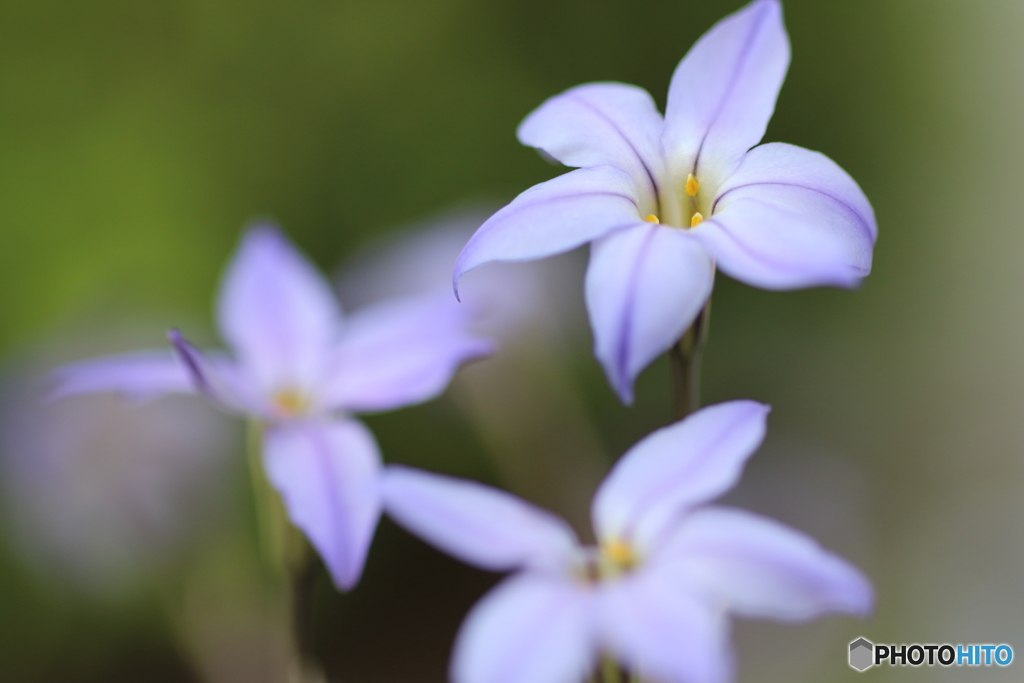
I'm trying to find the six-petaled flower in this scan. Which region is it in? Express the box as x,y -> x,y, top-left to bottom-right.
51,225 -> 494,590
383,400 -> 873,683
454,0 -> 877,403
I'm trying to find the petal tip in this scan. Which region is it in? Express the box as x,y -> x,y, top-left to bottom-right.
452,269 -> 463,302
472,337 -> 499,360
242,220 -> 285,243
747,0 -> 783,22
844,570 -> 876,618
327,564 -> 362,592
452,244 -> 480,302
43,368 -> 73,404
167,328 -> 210,397
596,345 -> 636,406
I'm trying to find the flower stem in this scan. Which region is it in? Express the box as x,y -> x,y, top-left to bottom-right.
246,420 -> 284,572
669,298 -> 711,420
246,420 -> 324,682
601,655 -> 621,683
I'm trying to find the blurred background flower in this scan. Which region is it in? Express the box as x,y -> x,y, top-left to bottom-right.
338,206 -> 606,532
0,324 -> 241,681
0,355 -> 233,593
2,1 -> 1024,682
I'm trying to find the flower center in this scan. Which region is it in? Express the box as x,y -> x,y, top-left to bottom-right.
654,172 -> 708,229
573,539 -> 640,584
270,386 -> 309,418
602,539 -> 637,571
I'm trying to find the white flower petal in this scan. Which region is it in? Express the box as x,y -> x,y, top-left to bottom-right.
663,506 -> 873,621
454,166 -> 644,288
323,295 -> 493,412
382,466 -> 579,572
49,350 -> 193,402
663,0 -> 790,181
585,223 -> 714,404
453,574 -> 595,683
217,225 -> 342,393
693,142 -> 876,289
517,82 -> 666,208
263,419 -> 382,590
598,569 -> 731,683
592,401 -> 769,550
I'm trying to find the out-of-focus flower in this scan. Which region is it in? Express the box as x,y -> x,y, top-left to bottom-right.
338,206 -> 584,344
53,225 -> 493,590
382,401 -> 872,683
0,351 -> 235,593
338,207 -> 606,529
454,0 -> 877,403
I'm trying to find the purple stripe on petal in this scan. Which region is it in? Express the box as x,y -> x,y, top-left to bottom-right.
714,181 -> 874,244
663,0 -> 790,179
561,92 -> 661,198
694,143 -> 876,289
454,166 -> 645,295
169,329 -> 216,399
263,419 -> 383,591
690,1 -> 778,174
517,82 -> 666,208
168,329 -> 254,413
694,192 -> 870,290
712,141 -> 877,244
585,224 -> 714,404
661,506 -> 874,621
592,400 -> 769,550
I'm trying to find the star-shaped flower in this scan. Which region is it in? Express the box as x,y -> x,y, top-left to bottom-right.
454,0 -> 876,403
383,400 -> 872,683
52,225 -> 494,589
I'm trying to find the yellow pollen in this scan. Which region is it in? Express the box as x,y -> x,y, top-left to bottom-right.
685,173 -> 700,197
272,387 -> 308,417
603,539 -> 636,568
643,214 -> 659,223
690,212 -> 704,228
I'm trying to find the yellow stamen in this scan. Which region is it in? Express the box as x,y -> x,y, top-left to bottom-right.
685,173 -> 700,197
272,387 -> 308,418
690,212 -> 704,228
603,539 -> 636,568
643,214 -> 659,223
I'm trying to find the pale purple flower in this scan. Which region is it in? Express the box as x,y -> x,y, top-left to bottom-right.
1,356 -> 234,594
382,400 -> 872,683
338,209 -> 607,526
454,0 -> 877,403
337,205 -> 586,345
52,225 -> 494,589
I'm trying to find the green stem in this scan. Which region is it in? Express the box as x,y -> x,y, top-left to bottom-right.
601,655 -> 621,683
246,419 -> 282,572
668,298 -> 711,421
246,420 -> 324,682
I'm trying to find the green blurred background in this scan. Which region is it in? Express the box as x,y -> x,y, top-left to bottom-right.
1,0 -> 1021,681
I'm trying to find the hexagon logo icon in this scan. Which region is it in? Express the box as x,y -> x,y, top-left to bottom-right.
849,638 -> 874,671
